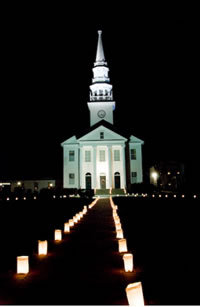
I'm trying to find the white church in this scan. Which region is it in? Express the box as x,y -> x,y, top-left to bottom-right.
61,31 -> 144,193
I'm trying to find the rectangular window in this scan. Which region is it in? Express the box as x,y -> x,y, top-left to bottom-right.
85,150 -> 91,162
99,150 -> 105,162
69,173 -> 75,184
100,132 -> 104,139
130,149 -> 136,160
69,150 -> 75,161
131,172 -> 137,183
114,150 -> 120,161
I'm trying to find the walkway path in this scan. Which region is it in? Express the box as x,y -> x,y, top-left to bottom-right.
0,198 -> 136,305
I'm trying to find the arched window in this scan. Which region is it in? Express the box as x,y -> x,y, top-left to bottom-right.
85,173 -> 92,190
114,172 -> 121,189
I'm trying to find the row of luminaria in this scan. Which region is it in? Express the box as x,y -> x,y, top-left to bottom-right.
17,198 -> 99,274
110,197 -> 145,306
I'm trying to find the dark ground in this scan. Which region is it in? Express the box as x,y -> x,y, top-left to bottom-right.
0,196 -> 199,305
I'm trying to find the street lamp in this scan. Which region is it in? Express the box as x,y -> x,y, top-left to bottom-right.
151,171 -> 159,186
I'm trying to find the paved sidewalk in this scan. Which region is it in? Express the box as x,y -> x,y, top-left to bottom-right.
0,198 -> 136,305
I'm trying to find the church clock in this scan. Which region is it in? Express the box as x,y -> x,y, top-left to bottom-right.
97,110 -> 106,118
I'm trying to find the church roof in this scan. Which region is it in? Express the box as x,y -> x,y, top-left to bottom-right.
75,120 -> 123,139
61,120 -> 144,145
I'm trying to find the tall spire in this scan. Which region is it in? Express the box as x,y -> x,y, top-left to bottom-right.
95,30 -> 107,66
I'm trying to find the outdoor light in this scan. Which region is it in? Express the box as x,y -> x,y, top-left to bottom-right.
17,181 -> 22,186
114,216 -> 120,224
165,194 -> 168,198
174,195 -> 177,198
182,195 -> 185,198
78,212 -> 83,219
53,195 -> 56,199
54,229 -> 62,241
6,197 -> 10,201
115,223 -> 122,231
33,196 -> 37,200
64,222 -> 70,233
69,219 -> 74,227
116,229 -> 124,239
152,194 -> 155,198
151,171 -> 158,185
23,197 -> 26,200
73,216 -> 78,223
123,253 -> 133,272
15,197 -> 18,200
125,282 -> 144,306
38,240 -> 48,255
193,195 -> 197,198
113,211 -> 118,218
118,239 -> 128,253
17,256 -> 29,274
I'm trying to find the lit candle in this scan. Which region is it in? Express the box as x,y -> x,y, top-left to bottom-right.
114,216 -> 120,224
69,219 -> 74,227
115,223 -> 122,231
125,282 -> 144,306
17,256 -> 29,274
64,222 -> 70,233
38,240 -> 48,255
116,229 -> 124,239
118,239 -> 128,253
54,229 -> 62,241
123,253 -> 133,272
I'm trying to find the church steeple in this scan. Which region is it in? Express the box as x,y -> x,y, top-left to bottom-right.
90,30 -> 113,101
95,30 -> 107,66
87,31 -> 116,127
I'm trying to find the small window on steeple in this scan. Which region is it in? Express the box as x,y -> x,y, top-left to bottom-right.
100,132 -> 104,139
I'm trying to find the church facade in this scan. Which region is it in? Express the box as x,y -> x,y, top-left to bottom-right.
61,31 -> 144,192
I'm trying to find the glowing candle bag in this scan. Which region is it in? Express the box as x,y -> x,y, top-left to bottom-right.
64,223 -> 70,233
125,282 -> 144,306
116,229 -> 124,239
55,229 -> 62,241
69,219 -> 74,227
17,256 -> 29,274
123,253 -> 133,272
114,216 -> 120,224
118,239 -> 128,253
38,240 -> 48,255
116,223 -> 122,231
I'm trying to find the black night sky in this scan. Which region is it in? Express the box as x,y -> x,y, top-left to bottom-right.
0,4 -> 199,188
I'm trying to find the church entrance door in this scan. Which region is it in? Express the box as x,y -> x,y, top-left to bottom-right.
100,176 -> 106,189
114,172 -> 121,189
85,173 -> 92,189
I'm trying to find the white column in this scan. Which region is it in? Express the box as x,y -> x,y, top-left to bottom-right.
108,145 -> 113,188
122,145 -> 126,189
79,146 -> 83,189
93,146 -> 97,189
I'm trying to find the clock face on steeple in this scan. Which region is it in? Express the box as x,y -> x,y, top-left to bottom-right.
97,110 -> 106,118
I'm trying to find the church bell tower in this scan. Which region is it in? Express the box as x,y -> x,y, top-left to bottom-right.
87,31 -> 115,126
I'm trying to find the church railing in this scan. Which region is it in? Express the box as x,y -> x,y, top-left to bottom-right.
90,96 -> 113,101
